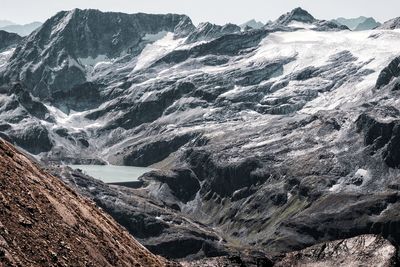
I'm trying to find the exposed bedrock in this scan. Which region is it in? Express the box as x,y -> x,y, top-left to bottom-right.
0,30 -> 22,51
274,234 -> 397,267
376,56 -> 400,89
55,166 -> 230,260
356,111 -> 400,168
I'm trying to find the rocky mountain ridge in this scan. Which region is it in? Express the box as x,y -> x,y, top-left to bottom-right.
0,30 -> 21,52
267,7 -> 347,30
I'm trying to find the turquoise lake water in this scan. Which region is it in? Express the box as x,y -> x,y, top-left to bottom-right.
68,165 -> 153,183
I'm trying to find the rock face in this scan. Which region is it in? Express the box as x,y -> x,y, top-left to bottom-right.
53,166 -> 229,260
378,17 -> 400,29
2,7 -> 400,262
182,235 -> 396,266
3,8 -> 194,98
276,7 -> 316,25
268,7 -> 347,31
375,56 -> 400,89
185,22 -> 241,43
275,235 -> 397,267
0,138 -> 172,266
0,30 -> 22,51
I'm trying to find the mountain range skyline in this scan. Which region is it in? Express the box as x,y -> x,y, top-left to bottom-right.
1,0 -> 399,26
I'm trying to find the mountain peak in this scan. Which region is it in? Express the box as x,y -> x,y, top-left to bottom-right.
276,7 -> 316,25
4,9 -> 195,98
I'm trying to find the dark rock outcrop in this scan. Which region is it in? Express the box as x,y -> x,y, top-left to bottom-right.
0,30 -> 22,51
356,111 -> 400,168
142,168 -> 200,203
376,56 -> 400,89
3,9 -> 195,98
185,22 -> 241,43
10,123 -> 53,154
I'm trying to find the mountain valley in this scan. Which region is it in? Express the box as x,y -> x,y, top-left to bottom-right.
1,6 -> 400,266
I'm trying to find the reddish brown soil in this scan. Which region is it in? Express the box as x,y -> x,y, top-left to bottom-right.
0,139 -> 176,267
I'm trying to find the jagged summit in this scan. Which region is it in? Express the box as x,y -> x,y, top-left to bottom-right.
3,9 -> 195,98
185,22 -> 241,43
276,7 -> 316,25
267,7 -> 347,31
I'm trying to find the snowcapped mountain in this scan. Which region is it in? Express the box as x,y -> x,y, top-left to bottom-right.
267,7 -> 348,31
2,9 -> 194,99
2,6 -> 400,261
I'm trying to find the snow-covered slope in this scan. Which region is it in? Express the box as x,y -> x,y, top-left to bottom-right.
1,9 -> 400,163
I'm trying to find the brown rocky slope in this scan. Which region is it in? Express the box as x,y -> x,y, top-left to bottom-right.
0,138 -> 173,267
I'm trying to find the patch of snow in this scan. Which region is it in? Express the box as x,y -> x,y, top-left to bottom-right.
0,48 -> 14,69
77,55 -> 112,72
44,105 -> 106,132
287,21 -> 317,29
355,168 -> 370,179
133,33 -> 186,71
329,183 -> 342,193
142,31 -> 168,42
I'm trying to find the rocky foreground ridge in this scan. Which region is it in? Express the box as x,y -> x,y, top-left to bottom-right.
0,138 -> 172,267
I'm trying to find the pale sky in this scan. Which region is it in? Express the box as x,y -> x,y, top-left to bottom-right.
1,0 -> 399,25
